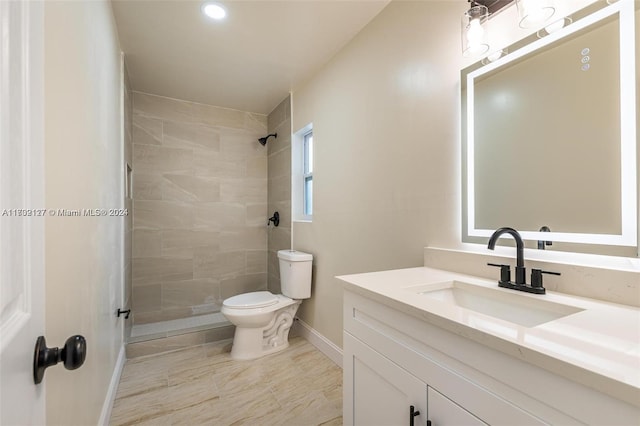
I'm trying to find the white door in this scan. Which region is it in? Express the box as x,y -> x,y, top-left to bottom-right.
0,1 -> 46,424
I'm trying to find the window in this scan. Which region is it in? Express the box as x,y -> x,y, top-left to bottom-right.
293,123 -> 313,221
303,131 -> 313,216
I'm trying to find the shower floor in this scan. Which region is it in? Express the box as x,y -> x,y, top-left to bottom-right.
129,312 -> 231,343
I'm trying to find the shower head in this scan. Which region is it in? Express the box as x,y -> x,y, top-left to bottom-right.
258,133 -> 277,146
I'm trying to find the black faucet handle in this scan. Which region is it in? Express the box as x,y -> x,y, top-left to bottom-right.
531,269 -> 561,289
487,263 -> 511,284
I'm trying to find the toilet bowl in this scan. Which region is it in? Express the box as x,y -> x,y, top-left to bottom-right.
221,250 -> 312,360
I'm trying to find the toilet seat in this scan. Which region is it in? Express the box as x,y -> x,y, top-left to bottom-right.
223,291 -> 278,309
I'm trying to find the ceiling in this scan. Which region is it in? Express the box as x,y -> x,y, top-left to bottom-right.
111,0 -> 391,115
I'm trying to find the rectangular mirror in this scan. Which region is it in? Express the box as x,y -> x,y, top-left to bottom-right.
461,0 -> 638,257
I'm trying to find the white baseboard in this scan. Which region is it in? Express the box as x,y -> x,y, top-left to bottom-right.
99,345 -> 126,426
292,318 -> 343,368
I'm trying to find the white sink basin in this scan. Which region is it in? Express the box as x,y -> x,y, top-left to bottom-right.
415,280 -> 584,327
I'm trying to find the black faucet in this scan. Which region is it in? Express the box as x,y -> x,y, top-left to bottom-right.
487,227 -> 526,284
486,227 -> 558,295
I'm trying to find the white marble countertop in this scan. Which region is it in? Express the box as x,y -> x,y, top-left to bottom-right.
338,266 -> 640,408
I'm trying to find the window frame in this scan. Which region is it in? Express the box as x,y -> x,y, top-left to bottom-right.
302,130 -> 313,217
292,123 -> 313,222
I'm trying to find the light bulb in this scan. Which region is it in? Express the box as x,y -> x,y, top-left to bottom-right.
202,2 -> 226,20
461,5 -> 488,57
544,18 -> 566,34
517,0 -> 555,28
467,19 -> 484,42
487,50 -> 504,62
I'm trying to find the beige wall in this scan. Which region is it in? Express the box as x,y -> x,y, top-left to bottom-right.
292,1 -> 466,346
44,1 -> 124,424
131,92 -> 268,324
267,96 -> 292,293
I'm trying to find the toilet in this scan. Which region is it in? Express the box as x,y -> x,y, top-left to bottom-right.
221,250 -> 312,360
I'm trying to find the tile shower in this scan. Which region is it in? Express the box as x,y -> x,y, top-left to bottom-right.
128,91 -> 290,350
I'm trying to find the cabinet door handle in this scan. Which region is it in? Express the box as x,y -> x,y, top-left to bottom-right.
409,405 -> 420,426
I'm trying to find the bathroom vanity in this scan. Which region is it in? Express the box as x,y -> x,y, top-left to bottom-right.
338,267 -> 640,425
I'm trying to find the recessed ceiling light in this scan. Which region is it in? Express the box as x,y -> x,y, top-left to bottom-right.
202,2 -> 227,20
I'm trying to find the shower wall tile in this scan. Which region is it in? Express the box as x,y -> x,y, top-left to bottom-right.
269,228 -> 292,257
220,179 -> 267,204
268,148 -> 291,180
267,99 -> 288,133
133,258 -> 164,285
194,203 -> 244,230
191,102 -> 246,129
210,251 -> 246,279
163,121 -> 220,151
133,257 -> 193,285
266,123 -> 291,159
133,230 -> 162,258
133,115 -> 162,146
132,284 -> 162,313
267,96 -> 292,295
132,91 -> 268,324
161,279 -> 221,310
134,200 -> 194,230
246,157 -> 267,179
246,203 -> 268,227
220,273 -> 267,300
219,227 -> 267,252
133,173 -> 162,201
268,251 -> 282,294
220,132 -> 265,161
268,175 -> 291,203
134,92 -> 194,124
161,230 -> 218,258
161,257 -> 193,282
133,144 -> 193,174
162,174 -> 220,203
194,150 -> 246,178
245,112 -> 269,133
246,250 -> 268,274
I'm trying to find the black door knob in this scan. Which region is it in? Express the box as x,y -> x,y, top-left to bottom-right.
33,335 -> 86,384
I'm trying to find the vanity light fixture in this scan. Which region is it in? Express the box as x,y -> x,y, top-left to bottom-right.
202,2 -> 227,20
462,3 -> 490,57
515,0 -> 556,29
462,0 -> 560,59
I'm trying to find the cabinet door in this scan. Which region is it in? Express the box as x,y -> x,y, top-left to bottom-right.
345,333 -> 427,426
428,387 -> 487,426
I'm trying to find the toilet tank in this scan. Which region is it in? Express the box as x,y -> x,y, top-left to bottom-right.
277,250 -> 313,299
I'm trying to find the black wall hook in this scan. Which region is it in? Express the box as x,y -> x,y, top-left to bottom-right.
117,308 -> 131,319
33,335 -> 86,384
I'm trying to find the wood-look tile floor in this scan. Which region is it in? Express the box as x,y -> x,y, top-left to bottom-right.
109,337 -> 343,426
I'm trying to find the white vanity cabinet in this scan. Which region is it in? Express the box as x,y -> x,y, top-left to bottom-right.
346,332 -> 487,426
341,282 -> 640,426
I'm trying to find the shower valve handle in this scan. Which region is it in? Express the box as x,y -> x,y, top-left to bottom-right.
268,211 -> 280,227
